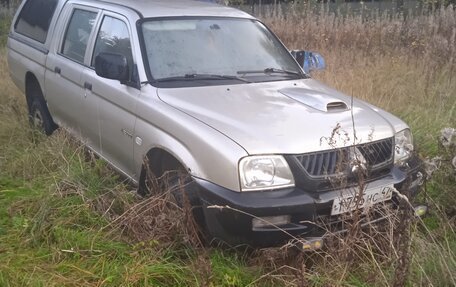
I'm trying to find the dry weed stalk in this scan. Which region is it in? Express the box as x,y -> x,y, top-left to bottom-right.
104,170 -> 203,248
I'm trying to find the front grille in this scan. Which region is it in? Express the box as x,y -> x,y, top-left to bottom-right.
295,137 -> 394,177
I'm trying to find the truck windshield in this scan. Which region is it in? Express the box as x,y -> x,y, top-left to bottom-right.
141,18 -> 304,87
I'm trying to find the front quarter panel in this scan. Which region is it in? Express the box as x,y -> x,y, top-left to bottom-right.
133,85 -> 248,192
359,100 -> 410,134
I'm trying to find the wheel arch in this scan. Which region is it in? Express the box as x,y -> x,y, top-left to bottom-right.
143,147 -> 188,178
137,145 -> 191,196
134,118 -> 206,183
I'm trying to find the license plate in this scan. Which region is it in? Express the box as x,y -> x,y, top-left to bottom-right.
331,185 -> 395,216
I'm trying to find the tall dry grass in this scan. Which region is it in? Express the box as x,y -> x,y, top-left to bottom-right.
264,4 -> 456,61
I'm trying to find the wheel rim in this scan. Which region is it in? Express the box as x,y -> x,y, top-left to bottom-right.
32,109 -> 44,129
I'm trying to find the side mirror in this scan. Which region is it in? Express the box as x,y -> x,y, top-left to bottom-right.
94,52 -> 129,82
291,50 -> 325,74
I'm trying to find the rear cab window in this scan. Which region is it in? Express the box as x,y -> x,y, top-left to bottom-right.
14,0 -> 59,43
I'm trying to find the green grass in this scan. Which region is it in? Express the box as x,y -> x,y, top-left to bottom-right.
0,10 -> 11,46
0,166 -> 260,286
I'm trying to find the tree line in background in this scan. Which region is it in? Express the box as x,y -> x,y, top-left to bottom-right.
2,0 -> 456,8
225,0 -> 456,6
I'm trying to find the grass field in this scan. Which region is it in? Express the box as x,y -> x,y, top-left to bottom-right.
0,4 -> 455,286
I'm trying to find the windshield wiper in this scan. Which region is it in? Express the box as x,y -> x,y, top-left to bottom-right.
155,73 -> 251,83
237,68 -> 303,77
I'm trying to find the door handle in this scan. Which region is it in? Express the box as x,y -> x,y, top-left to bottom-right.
84,82 -> 92,91
54,67 -> 61,74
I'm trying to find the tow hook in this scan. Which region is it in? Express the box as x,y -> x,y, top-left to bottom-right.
296,237 -> 324,251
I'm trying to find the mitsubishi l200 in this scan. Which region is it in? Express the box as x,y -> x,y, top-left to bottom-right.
7,0 -> 424,248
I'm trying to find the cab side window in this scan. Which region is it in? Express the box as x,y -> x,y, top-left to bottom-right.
61,9 -> 97,63
92,16 -> 133,80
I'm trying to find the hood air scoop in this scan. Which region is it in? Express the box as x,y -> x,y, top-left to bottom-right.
279,87 -> 349,112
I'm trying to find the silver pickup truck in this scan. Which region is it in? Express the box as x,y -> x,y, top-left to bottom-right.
7,0 -> 424,248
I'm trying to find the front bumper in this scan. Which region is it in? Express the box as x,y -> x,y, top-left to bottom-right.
196,156 -> 424,247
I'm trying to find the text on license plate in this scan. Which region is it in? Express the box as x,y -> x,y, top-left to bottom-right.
331,185 -> 395,216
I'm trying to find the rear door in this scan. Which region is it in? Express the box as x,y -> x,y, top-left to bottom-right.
81,12 -> 140,175
44,4 -> 100,139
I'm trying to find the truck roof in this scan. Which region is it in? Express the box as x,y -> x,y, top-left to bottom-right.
101,0 -> 253,19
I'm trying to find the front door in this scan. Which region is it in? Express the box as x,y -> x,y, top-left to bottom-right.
81,13 -> 139,176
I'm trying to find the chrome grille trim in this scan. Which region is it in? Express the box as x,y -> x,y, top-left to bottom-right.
295,137 -> 394,177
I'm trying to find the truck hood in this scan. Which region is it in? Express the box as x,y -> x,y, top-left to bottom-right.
157,79 -> 399,154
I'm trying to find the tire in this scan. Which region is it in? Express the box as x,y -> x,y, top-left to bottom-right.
150,167 -> 202,214
29,97 -> 56,136
165,170 -> 208,240
166,170 -> 203,210
139,158 -> 206,229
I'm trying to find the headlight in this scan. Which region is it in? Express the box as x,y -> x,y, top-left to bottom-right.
394,129 -> 414,164
239,155 -> 295,192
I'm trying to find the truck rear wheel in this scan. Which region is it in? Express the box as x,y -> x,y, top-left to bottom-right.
29,98 -> 56,136
26,78 -> 57,136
